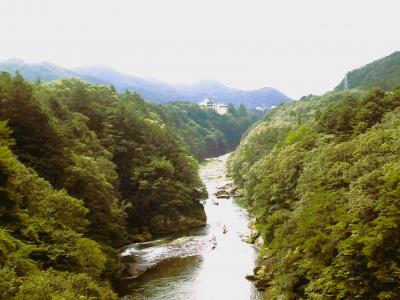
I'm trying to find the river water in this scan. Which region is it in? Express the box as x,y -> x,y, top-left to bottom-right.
121,155 -> 263,300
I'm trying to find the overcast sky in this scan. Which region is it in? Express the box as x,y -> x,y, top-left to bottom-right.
0,0 -> 399,98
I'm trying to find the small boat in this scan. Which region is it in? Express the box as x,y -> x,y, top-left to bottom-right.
210,236 -> 217,249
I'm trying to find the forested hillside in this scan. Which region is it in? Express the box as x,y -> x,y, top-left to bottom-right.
154,102 -> 259,160
0,59 -> 103,84
336,51 -> 400,91
0,73 -> 210,298
228,85 -> 400,298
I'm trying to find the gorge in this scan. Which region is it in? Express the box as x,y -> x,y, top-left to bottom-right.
119,155 -> 263,299
2,49 -> 400,299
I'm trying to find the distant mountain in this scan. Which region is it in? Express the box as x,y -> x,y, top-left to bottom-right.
0,58 -> 102,83
0,59 -> 291,107
336,51 -> 400,91
74,66 -> 291,107
173,80 -> 290,107
74,65 -> 183,103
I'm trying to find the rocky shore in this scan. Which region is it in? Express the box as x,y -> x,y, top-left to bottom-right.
118,154 -> 266,299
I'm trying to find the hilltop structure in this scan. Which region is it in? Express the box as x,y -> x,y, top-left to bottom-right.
199,97 -> 228,115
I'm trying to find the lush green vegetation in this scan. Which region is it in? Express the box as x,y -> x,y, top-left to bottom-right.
336,51 -> 400,91
0,73 -> 215,298
228,87 -> 400,299
153,102 -> 259,160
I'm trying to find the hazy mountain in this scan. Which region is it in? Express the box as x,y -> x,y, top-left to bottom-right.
0,58 -> 291,107
0,58 -> 102,83
74,65 -> 182,102
336,51 -> 400,91
174,80 -> 290,107
75,66 -> 291,107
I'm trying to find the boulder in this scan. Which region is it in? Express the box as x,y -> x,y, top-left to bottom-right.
216,194 -> 230,199
131,230 -> 152,243
257,257 -> 277,266
119,255 -> 142,280
119,255 -> 136,264
245,274 -> 257,281
217,183 -> 234,191
255,279 -> 271,291
232,189 -> 243,197
255,266 -> 267,278
120,266 -> 131,279
253,265 -> 262,274
214,189 -> 230,199
242,235 -> 254,244
241,230 -> 260,244
241,218 -> 261,244
248,218 -> 256,228
254,235 -> 264,248
214,189 -> 227,196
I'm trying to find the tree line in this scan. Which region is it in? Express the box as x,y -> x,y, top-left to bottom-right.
0,73 -> 218,298
228,87 -> 400,299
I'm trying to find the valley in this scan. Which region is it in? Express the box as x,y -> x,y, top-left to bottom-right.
119,155 -> 263,300
1,41 -> 400,299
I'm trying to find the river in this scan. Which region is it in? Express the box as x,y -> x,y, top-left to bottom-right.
121,154 -> 263,300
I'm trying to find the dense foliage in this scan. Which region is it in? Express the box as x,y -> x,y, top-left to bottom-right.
229,87 -> 400,299
336,51 -> 400,91
153,102 -> 259,159
0,73 -> 211,298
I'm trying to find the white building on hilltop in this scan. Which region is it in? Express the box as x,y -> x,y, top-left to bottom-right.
198,97 -> 228,115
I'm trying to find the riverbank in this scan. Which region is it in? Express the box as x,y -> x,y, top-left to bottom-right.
119,154 -> 263,299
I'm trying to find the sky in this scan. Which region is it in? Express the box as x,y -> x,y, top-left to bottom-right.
0,0 -> 399,99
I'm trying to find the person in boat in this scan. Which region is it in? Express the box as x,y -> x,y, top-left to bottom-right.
222,225 -> 228,234
210,235 -> 217,249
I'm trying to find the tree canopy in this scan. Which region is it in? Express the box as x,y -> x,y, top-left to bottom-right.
228,87 -> 400,299
0,73 -> 225,298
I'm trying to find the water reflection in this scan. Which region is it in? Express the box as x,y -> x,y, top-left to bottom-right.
129,256 -> 203,300
124,156 -> 263,300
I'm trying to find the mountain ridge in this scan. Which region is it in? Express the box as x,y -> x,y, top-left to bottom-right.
335,51 -> 400,91
0,58 -> 291,108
